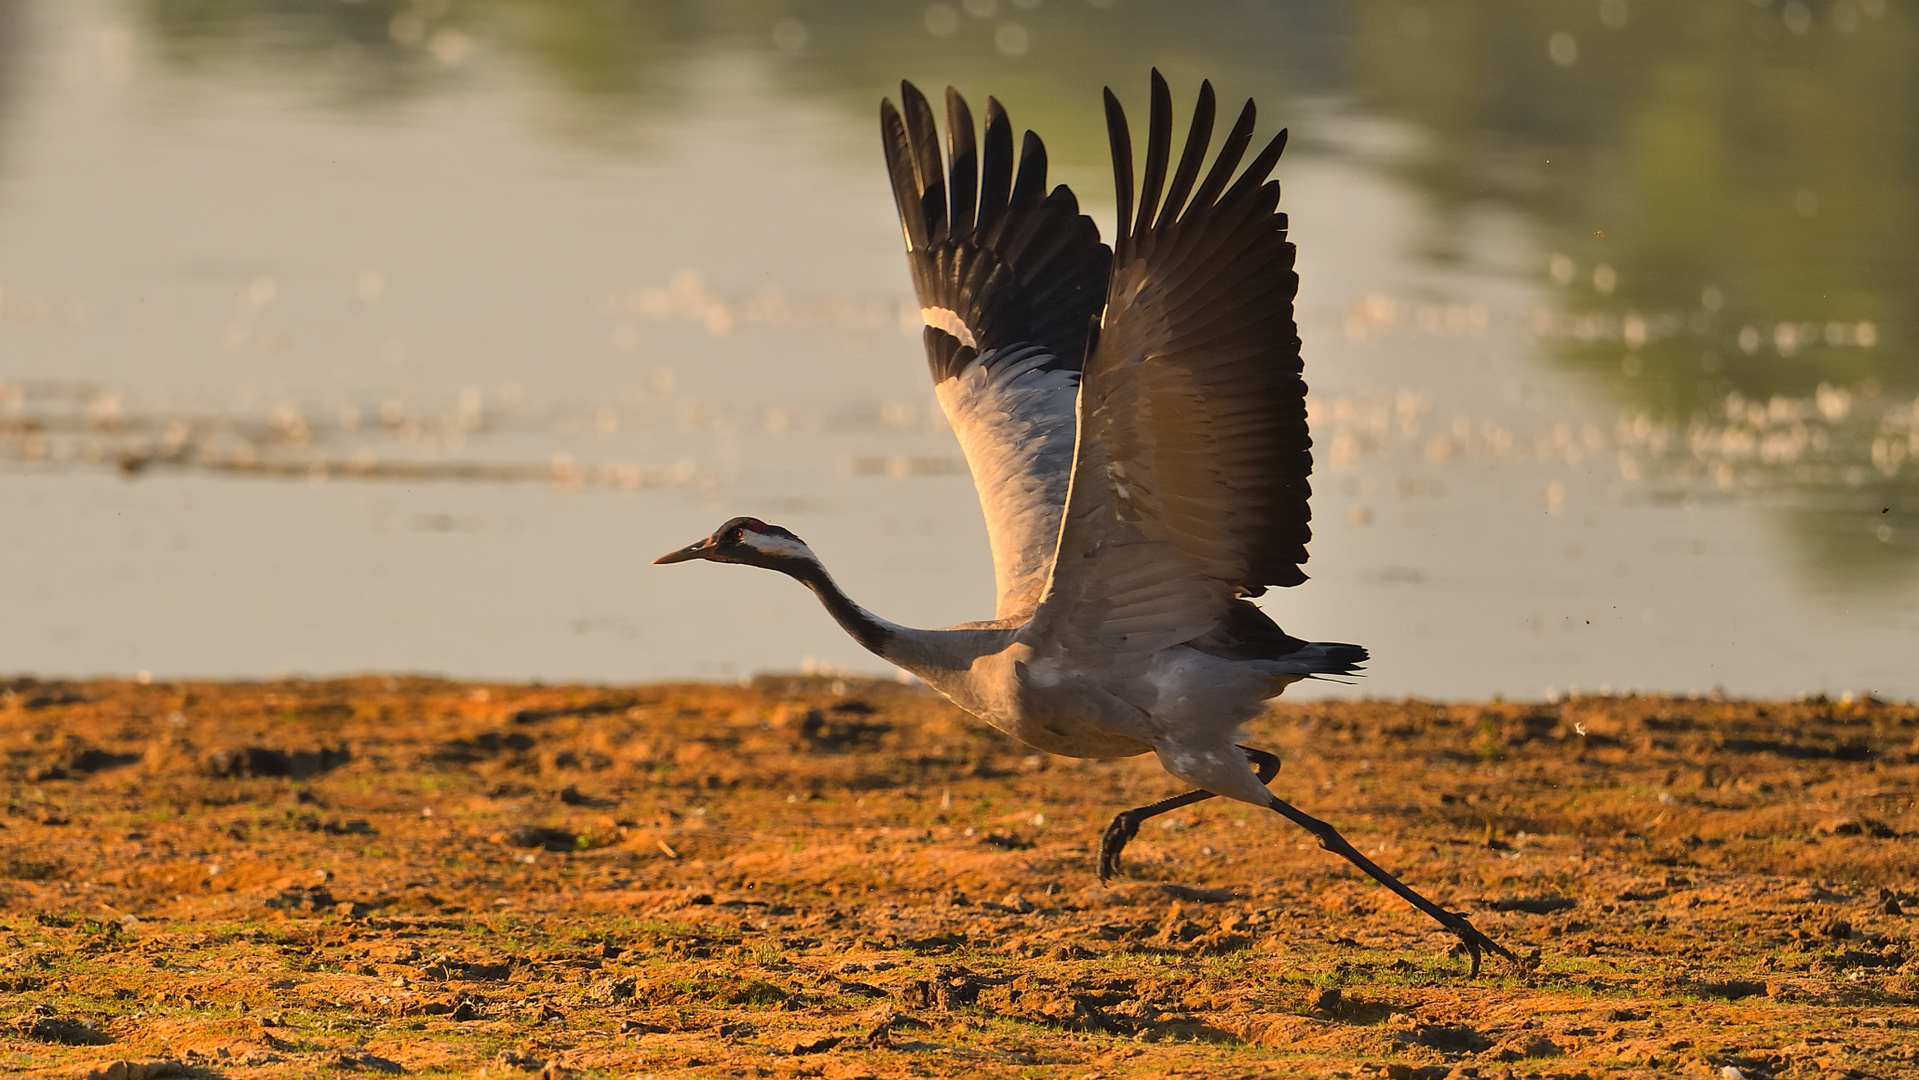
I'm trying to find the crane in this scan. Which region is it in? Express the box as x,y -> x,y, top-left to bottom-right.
656,71 -> 1513,975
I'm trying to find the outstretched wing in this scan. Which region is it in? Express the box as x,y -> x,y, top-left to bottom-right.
1022,71 -> 1314,663
880,82 -> 1111,619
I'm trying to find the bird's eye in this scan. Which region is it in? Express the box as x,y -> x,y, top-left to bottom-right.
729,528 -> 744,542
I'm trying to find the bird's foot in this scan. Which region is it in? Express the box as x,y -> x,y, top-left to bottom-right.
1096,810 -> 1144,883
1435,908 -> 1515,978
1097,787 -> 1227,883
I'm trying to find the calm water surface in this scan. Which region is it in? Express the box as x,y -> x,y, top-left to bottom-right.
3,0 -> 1916,699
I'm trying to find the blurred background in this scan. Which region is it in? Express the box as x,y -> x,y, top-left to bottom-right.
1,0 -> 1914,699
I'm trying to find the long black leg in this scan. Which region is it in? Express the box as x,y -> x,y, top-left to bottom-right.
1266,794 -> 1515,977
1097,746 -> 1281,883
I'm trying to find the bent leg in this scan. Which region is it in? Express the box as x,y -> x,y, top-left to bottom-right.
1267,794 -> 1514,977
1098,746 -> 1281,883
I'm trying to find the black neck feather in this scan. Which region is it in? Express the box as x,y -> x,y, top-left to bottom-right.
784,559 -> 893,656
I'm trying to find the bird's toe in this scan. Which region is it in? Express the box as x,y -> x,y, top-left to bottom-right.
1437,912 -> 1512,977
1096,813 -> 1144,883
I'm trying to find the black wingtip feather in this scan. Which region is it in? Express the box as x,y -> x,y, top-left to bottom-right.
1009,129 -> 1048,221
1103,88 -> 1134,249
944,87 -> 978,238
1190,98 -> 1256,212
1158,79 -> 1215,229
900,81 -> 947,244
978,98 -> 1013,234
1132,69 -> 1173,243
1225,127 -> 1289,206
880,100 -> 928,252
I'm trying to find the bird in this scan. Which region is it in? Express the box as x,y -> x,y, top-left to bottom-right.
656,71 -> 1514,975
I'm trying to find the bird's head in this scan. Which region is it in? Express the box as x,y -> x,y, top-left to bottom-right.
653,516 -> 818,574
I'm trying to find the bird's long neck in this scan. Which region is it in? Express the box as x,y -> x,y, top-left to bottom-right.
775,553 -> 1017,683
785,558 -> 898,657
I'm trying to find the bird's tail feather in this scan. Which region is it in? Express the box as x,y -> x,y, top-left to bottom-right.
1259,641 -> 1367,679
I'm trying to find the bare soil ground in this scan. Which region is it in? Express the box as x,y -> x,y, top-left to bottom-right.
3,677 -> 1917,1080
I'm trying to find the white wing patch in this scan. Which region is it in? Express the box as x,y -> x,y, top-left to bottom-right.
921,306 -> 978,349
934,345 -> 1080,619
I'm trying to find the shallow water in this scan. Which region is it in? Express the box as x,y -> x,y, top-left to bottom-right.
3,0 -> 1916,698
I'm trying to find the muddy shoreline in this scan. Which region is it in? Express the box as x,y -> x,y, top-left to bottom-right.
3,677 -> 1916,1078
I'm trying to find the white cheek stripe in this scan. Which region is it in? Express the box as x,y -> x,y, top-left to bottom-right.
746,532 -> 813,560
921,306 -> 977,349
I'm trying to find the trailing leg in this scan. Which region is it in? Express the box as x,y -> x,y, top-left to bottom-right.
1266,794 -> 1514,977
1097,746 -> 1280,882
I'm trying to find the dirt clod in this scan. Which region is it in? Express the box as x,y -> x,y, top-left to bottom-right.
18,1013 -> 111,1046
505,824 -> 580,851
1490,1032 -> 1563,1060
332,1051 -> 404,1073
1408,1022 -> 1491,1053
79,1062 -> 192,1080
496,1048 -> 539,1067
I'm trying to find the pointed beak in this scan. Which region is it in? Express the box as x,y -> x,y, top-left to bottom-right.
653,536 -> 718,565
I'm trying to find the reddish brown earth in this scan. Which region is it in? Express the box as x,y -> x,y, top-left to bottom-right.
3,677 -> 1916,1079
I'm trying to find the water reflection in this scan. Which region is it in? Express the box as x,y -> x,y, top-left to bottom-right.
124,0 -> 1919,584
0,0 -> 23,152
142,0 -> 699,128
144,0 -> 453,103
4,0 -> 1916,690
1348,0 -> 1918,581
